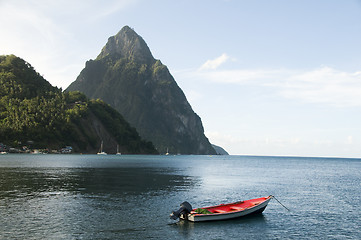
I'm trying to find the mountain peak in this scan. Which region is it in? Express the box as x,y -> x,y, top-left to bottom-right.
67,26 -> 217,155
97,26 -> 154,63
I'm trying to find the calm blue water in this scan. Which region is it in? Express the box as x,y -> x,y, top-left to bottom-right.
0,154 -> 360,239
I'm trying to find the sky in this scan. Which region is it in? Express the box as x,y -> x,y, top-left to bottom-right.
1,0 -> 361,157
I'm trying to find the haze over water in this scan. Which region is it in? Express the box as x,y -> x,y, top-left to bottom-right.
0,154 -> 360,239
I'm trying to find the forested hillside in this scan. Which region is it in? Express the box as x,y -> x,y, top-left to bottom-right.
0,55 -> 157,154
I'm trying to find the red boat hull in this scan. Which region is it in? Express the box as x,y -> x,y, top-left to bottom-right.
181,196 -> 273,222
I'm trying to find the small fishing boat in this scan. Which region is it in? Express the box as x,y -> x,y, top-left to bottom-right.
170,195 -> 273,222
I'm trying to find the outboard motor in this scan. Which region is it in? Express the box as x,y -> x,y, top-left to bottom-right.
170,201 -> 193,220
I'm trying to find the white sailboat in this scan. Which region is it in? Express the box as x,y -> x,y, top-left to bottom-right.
97,141 -> 107,155
116,144 -> 121,155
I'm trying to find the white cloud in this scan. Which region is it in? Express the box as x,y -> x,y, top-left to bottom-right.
206,130 -> 361,157
0,0 -> 137,48
195,65 -> 361,107
93,0 -> 138,19
0,0 -> 137,88
184,89 -> 203,102
199,53 -> 230,70
205,130 -> 305,156
346,136 -> 353,145
197,68 -> 290,84
279,67 -> 361,107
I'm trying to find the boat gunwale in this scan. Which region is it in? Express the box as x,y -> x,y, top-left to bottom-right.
190,195 -> 272,217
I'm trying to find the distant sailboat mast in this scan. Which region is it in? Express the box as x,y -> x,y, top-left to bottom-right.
116,144 -> 121,155
97,140 -> 107,155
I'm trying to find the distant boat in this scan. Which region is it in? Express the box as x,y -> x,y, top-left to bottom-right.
116,144 -> 121,155
97,141 -> 107,155
170,196 -> 273,222
32,149 -> 41,154
165,148 -> 169,155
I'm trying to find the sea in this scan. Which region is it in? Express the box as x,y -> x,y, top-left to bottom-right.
0,154 -> 360,239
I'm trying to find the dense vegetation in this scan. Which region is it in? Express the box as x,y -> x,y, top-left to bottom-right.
88,99 -> 157,153
0,55 -> 157,154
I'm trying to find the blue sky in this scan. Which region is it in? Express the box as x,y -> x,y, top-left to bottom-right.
1,0 -> 361,157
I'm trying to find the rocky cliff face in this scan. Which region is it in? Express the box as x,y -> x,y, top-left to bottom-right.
97,26 -> 154,64
67,26 -> 216,155
212,144 -> 229,155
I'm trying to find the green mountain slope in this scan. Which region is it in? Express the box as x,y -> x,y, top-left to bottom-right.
67,26 -> 216,155
0,55 -> 157,154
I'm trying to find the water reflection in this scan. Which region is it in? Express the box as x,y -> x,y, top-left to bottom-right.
0,164 -> 200,239
0,167 -> 199,199
1,155 -> 360,239
171,214 -> 268,239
